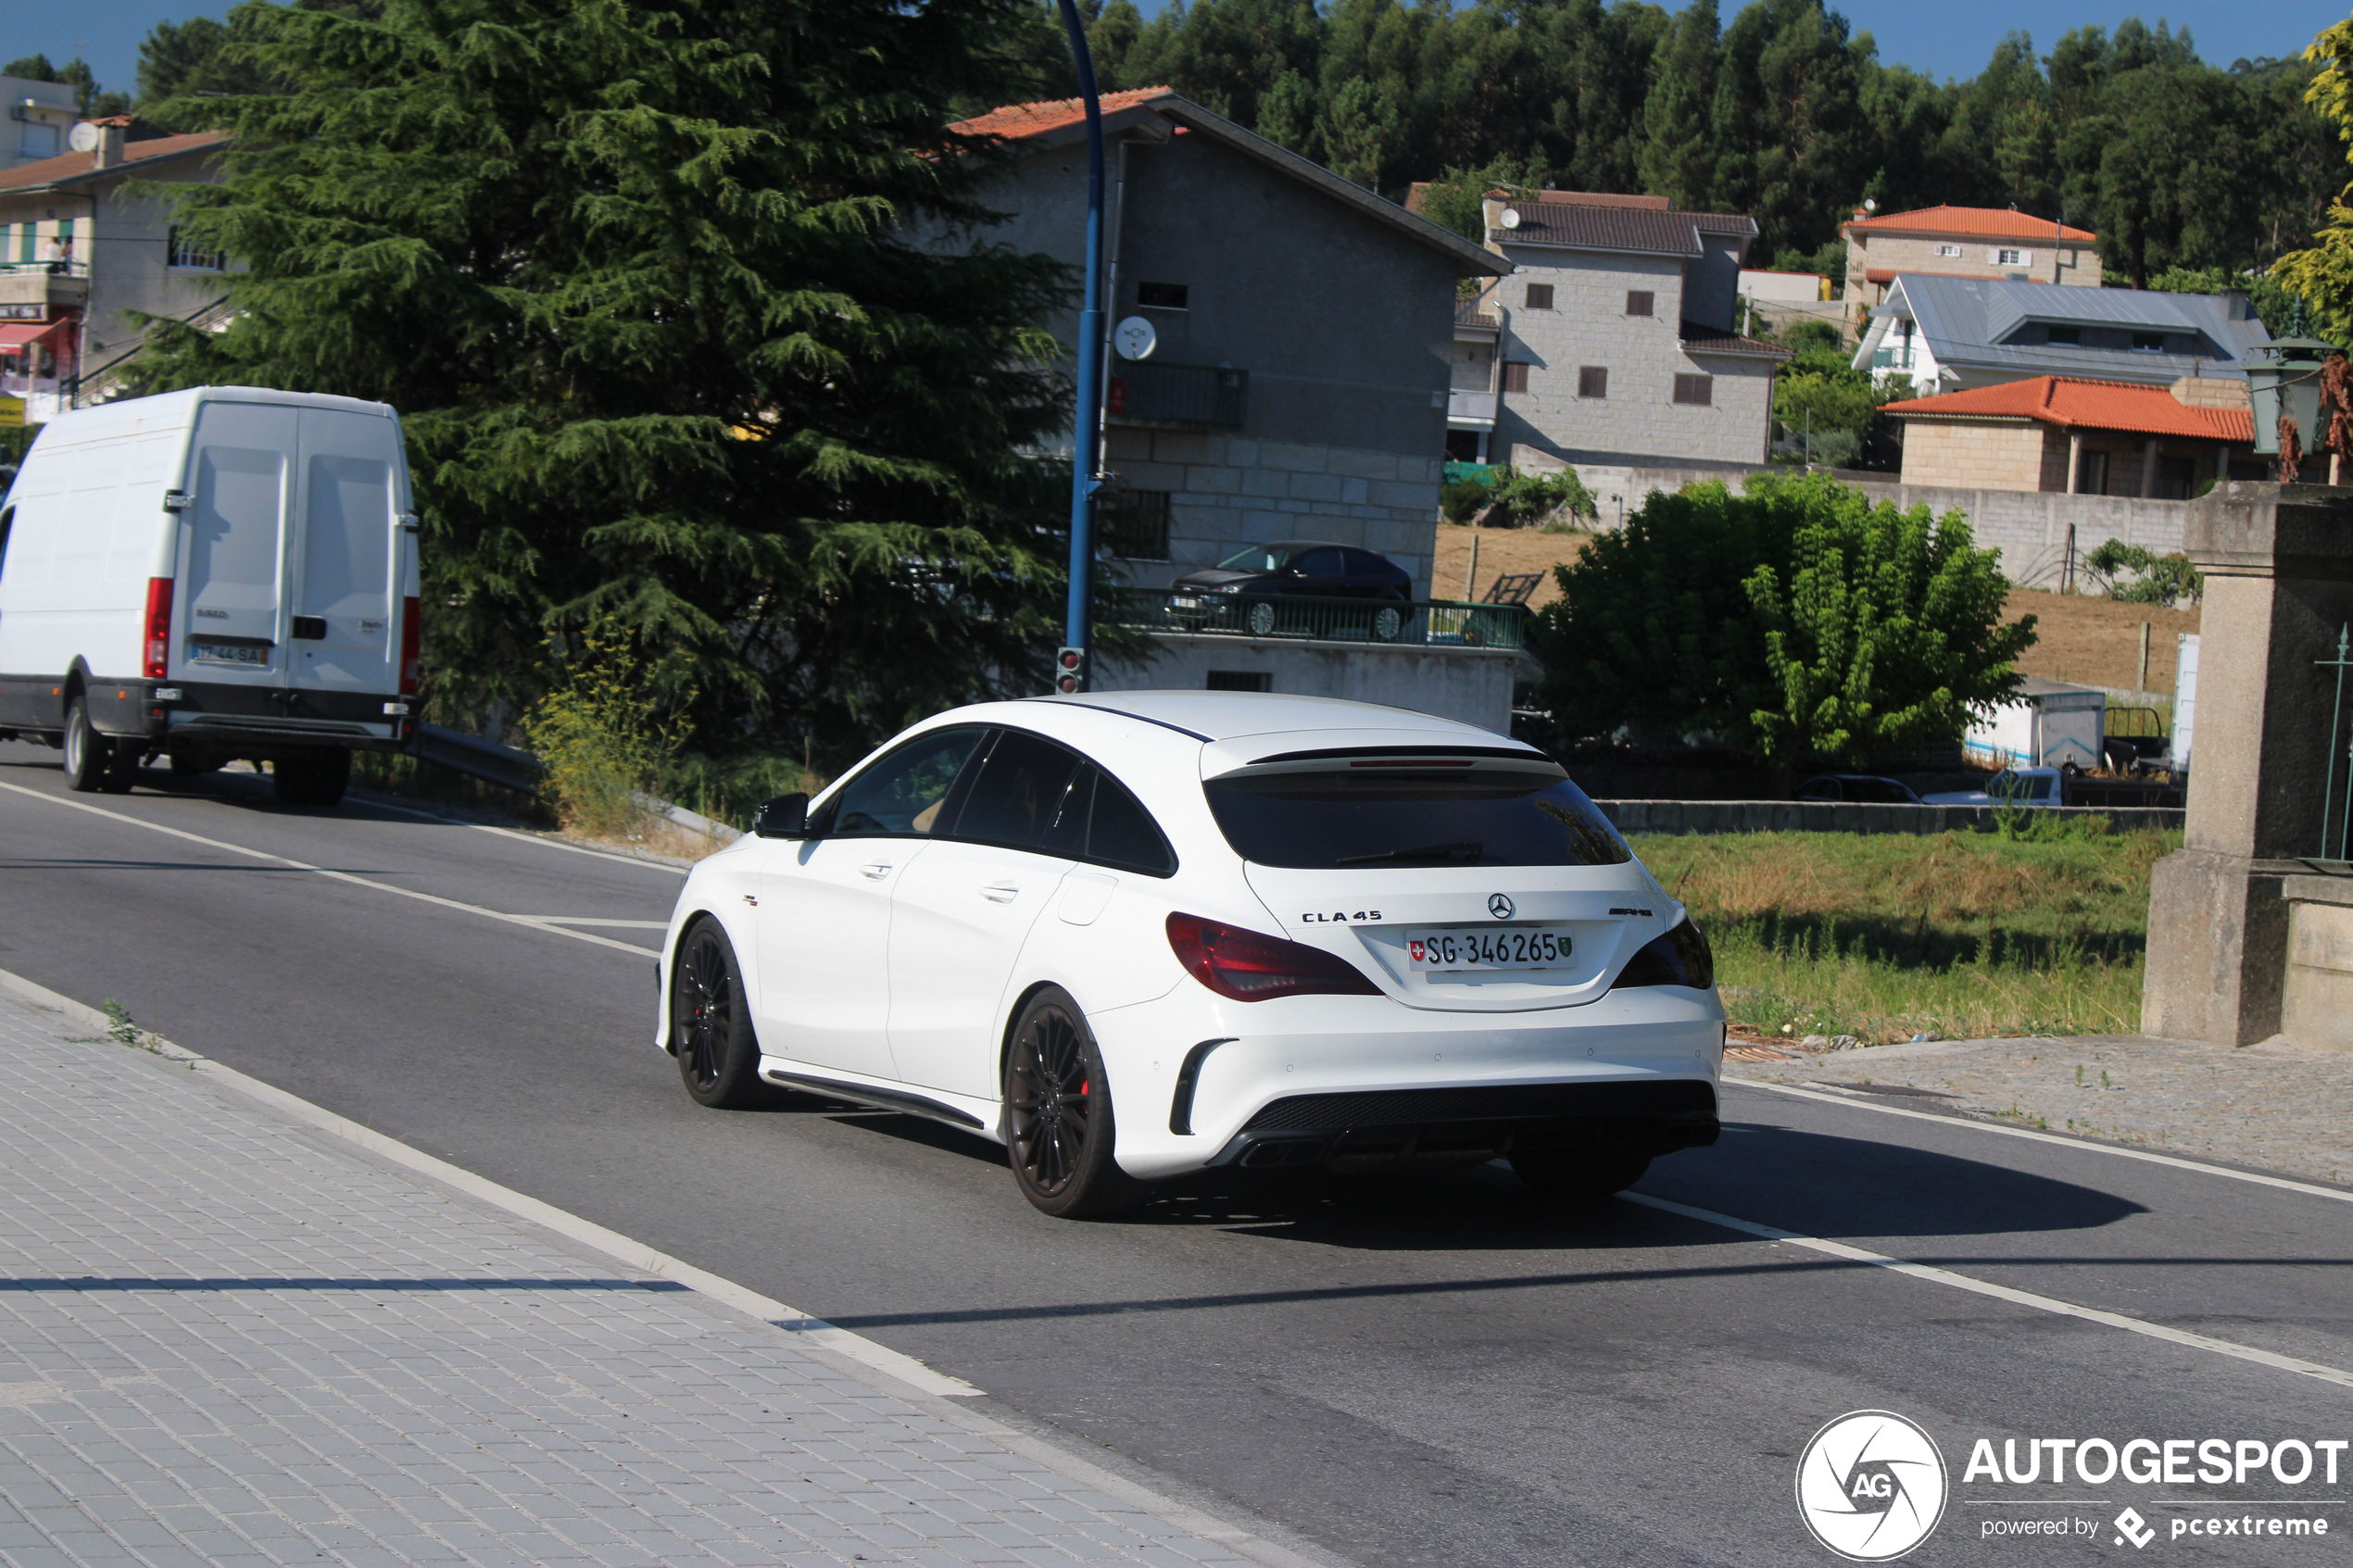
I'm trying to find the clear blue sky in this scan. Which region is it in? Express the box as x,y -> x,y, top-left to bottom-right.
10,0 -> 2346,107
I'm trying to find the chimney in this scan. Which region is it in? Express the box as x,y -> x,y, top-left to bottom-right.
94,120 -> 124,170
2219,287 -> 2251,321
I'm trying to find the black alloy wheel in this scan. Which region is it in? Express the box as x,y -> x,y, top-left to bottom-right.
1004,987 -> 1141,1218
673,919 -> 767,1109
1509,1147 -> 1651,1202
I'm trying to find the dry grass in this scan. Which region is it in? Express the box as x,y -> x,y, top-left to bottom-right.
2005,586 -> 2200,693
1631,827 -> 2178,1043
1431,522 -> 1592,608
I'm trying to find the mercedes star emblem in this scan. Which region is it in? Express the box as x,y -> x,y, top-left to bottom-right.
1488,893 -> 1516,920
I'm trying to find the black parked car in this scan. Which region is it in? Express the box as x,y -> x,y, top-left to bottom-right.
1794,774 -> 1925,805
1170,541 -> 1411,601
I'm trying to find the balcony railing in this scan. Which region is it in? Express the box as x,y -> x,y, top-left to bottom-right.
1448,386 -> 1499,424
0,261 -> 87,278
1107,361 -> 1247,429
1870,345 -> 1916,370
1101,587 -> 1528,650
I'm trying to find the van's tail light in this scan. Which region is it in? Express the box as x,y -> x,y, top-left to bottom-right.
398,595 -> 421,695
143,577 -> 172,678
1611,918 -> 1715,990
1166,913 -> 1380,1001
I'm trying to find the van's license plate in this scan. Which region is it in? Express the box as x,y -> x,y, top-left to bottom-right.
1406,929 -> 1571,970
191,642 -> 267,668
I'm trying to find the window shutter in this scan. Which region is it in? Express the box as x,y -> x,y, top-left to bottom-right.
1626,291 -> 1655,318
1525,282 -> 1554,310
1502,360 -> 1529,394
1672,373 -> 1713,407
1578,366 -> 1607,399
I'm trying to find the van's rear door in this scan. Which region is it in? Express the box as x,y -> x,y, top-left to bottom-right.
288,407 -> 403,699
182,401 -> 296,691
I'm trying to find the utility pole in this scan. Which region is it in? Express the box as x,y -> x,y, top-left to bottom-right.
1051,0 -> 1106,696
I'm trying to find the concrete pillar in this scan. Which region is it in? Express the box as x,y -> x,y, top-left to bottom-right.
2144,482 -> 2353,1044
2067,431 -> 2083,495
2140,439 -> 2159,499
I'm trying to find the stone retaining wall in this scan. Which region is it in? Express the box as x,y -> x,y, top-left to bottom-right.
1598,798 -> 2185,836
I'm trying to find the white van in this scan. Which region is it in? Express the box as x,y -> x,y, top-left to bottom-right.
0,387 -> 421,805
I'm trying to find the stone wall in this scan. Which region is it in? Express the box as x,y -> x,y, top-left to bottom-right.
1571,461 -> 2196,587
1094,632 -> 1527,734
1896,420 -> 2047,492
1103,429 -> 1443,598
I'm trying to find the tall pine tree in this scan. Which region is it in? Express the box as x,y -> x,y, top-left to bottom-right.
133,0 -> 1076,771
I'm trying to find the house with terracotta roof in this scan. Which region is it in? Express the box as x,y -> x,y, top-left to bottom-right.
1852,273 -> 2270,395
1879,373 -> 2261,497
1840,205 -> 2100,332
939,87 -> 1505,600
0,121 -> 233,420
1467,189 -> 1791,470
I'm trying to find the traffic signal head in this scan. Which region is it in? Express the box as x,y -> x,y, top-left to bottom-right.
1054,646 -> 1086,696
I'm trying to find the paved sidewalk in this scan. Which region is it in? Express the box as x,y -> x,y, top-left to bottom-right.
0,986 -> 1297,1568
1729,1032 -> 2353,1189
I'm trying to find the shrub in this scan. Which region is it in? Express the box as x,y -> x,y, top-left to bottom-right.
1484,464 -> 1597,528
1532,471 -> 2037,762
521,619 -> 693,840
2085,540 -> 2204,606
1441,477 -> 1492,525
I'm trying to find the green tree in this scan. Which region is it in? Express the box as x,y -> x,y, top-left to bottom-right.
1637,0 -> 1718,209
132,0 -> 1077,771
1531,473 -> 2033,758
1740,474 -> 2034,764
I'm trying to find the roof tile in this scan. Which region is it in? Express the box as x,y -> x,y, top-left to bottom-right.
0,130 -> 231,193
948,88 -> 1176,142
1494,198 -> 1755,254
1880,375 -> 2252,442
1845,205 -> 2095,243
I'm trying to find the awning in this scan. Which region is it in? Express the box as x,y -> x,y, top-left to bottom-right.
0,320 -> 69,354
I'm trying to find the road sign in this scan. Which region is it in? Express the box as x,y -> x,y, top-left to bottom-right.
0,395 -> 23,429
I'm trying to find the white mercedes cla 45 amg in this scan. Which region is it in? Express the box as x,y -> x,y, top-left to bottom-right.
655,691 -> 1724,1216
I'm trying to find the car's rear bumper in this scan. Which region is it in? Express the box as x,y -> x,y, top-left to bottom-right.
1088,981 -> 1725,1181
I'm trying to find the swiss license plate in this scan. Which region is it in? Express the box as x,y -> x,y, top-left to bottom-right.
191,642 -> 267,668
1405,928 -> 1572,971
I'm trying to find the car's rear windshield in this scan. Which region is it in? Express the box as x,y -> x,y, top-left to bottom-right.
1203,767 -> 1630,869
1216,545 -> 1292,572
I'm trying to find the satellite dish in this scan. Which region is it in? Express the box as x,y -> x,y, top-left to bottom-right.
68,121 -> 99,154
1863,197 -> 1877,212
1501,207 -> 1522,229
1114,315 -> 1157,361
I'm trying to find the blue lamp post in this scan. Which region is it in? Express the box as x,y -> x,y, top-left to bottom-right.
1051,0 -> 1107,696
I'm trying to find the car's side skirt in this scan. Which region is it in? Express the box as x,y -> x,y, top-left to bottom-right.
756,1058 -> 1000,1138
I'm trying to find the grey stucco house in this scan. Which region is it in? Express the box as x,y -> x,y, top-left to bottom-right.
1853,274 -> 2271,395
942,87 -> 1507,600
1466,190 -> 1791,470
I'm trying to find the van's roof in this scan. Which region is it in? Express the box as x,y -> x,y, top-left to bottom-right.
31,386 -> 397,446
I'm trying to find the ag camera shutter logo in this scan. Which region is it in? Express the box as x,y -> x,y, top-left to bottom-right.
1796,1411 -> 1948,1561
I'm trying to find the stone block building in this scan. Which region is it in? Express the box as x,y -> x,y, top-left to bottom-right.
1881,374 -> 2259,497
940,88 -> 1505,598
1840,205 -> 2100,334
1467,190 -> 1791,471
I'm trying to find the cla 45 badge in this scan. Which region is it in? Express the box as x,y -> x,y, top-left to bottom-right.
1301,909 -> 1383,923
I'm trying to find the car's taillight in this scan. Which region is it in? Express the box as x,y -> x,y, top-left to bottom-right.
1611,918 -> 1715,990
143,576 -> 172,678
398,595 -> 421,695
1165,912 -> 1381,1001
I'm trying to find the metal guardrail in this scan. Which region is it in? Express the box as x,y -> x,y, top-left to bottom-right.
412,721 -> 542,793
1101,588 -> 1528,650
1106,361 -> 1247,428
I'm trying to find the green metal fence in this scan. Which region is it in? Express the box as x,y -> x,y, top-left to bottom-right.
1100,587 -> 1528,649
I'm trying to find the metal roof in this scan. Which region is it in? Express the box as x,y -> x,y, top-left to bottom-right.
1872,274 -> 2268,383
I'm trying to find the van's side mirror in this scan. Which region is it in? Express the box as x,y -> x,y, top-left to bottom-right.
753,793 -> 809,839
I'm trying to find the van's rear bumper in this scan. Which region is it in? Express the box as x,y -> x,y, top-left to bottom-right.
0,675 -> 414,749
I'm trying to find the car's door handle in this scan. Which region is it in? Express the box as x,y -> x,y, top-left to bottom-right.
860,862 -> 892,880
981,882 -> 1020,903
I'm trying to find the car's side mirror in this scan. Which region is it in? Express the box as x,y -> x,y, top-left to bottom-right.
753,793 -> 809,839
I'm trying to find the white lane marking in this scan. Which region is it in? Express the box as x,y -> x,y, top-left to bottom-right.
520,918 -> 672,930
1730,1078 -> 2353,1206
0,780 -> 657,958
1621,1192 -> 2353,1391
0,965 -> 979,1400
357,795 -> 689,874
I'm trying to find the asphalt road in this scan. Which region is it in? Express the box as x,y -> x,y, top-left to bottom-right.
5,735 -> 2350,1568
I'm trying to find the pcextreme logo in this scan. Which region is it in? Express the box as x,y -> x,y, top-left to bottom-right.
1796,1411 -> 1950,1562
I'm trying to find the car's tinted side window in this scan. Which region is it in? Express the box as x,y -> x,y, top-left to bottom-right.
0,507 -> 14,576
821,727 -> 988,837
1086,770 -> 1176,875
952,730 -> 1087,851
1293,547 -> 1344,576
